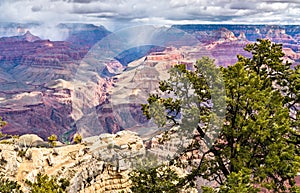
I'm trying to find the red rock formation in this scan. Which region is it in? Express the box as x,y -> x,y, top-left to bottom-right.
0,25 -> 299,141
0,32 -> 91,140
0,31 -> 41,42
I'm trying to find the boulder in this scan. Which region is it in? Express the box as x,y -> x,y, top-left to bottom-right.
17,134 -> 47,147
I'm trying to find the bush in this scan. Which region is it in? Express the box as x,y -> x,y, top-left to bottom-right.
25,173 -> 69,193
0,175 -> 23,193
129,165 -> 183,193
0,117 -> 6,128
73,133 -> 82,144
0,117 -> 7,140
47,134 -> 57,147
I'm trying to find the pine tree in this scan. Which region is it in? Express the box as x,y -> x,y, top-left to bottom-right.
136,39 -> 300,192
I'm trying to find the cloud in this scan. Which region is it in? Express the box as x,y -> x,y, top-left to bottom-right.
71,2 -> 115,14
0,0 -> 299,32
70,0 -> 94,3
229,2 -> 257,10
31,5 -> 43,12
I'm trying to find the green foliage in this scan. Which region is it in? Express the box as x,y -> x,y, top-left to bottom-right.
73,133 -> 82,144
0,117 -> 7,139
17,149 -> 27,158
202,169 -> 261,193
218,169 -> 259,193
129,152 -> 195,193
130,165 -> 182,193
137,39 -> 300,193
47,134 -> 58,147
0,175 -> 23,193
0,117 -> 6,128
0,117 -> 20,142
218,39 -> 300,192
0,140 -> 14,144
25,173 -> 69,193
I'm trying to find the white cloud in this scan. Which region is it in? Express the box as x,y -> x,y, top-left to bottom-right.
0,0 -> 299,32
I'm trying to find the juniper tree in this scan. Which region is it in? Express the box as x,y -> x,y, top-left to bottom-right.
133,39 -> 300,192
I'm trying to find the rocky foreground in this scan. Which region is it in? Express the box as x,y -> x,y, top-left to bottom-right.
1,129 -> 298,193
0,130 -> 199,193
0,130 -> 139,193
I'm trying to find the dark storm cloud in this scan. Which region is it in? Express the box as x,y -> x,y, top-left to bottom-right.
88,12 -> 118,18
31,5 -> 43,12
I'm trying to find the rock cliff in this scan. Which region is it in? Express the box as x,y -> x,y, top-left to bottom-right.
0,131 -> 142,193
0,24 -> 299,141
1,130 -> 297,192
0,30 -> 115,140
0,130 -> 199,193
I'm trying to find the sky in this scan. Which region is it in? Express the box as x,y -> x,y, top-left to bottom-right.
0,0 -> 300,31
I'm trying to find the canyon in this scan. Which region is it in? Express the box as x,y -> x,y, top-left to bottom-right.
0,23 -> 299,192
0,131 -> 148,193
0,24 -> 299,141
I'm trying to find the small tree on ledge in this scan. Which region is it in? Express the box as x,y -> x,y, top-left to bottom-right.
73,133 -> 82,144
47,134 -> 57,147
0,117 -> 7,139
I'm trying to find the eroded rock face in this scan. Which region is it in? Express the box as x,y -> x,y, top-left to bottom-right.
63,23 -> 111,48
0,25 -> 300,141
174,25 -> 300,64
0,31 -> 41,42
0,30 -> 116,140
0,131 -> 144,193
0,31 -> 87,139
0,129 -> 299,193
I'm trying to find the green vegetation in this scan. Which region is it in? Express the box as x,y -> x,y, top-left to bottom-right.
0,117 -> 20,143
25,173 -> 70,193
133,39 -> 300,192
0,140 -> 14,144
0,118 -> 70,192
73,133 -> 82,144
17,148 -> 27,158
0,118 -> 23,192
0,117 -> 6,139
0,170 -> 70,193
0,117 -> 6,128
0,175 -> 23,193
130,166 -> 181,193
47,134 -> 58,147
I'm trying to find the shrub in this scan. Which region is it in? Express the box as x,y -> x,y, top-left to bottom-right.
73,133 -> 82,144
25,173 -> 69,193
0,175 -> 23,193
47,134 -> 58,147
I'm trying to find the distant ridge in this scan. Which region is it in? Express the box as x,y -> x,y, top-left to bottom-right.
0,30 -> 41,42
172,24 -> 300,41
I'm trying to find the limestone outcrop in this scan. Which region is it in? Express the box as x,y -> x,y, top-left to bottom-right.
0,131 -> 144,193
